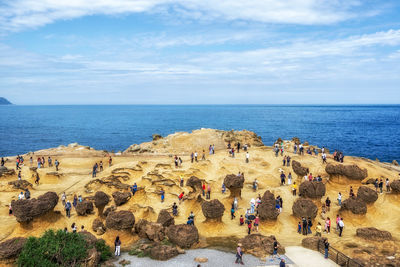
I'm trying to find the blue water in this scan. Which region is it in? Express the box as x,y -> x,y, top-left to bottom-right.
0,105 -> 399,162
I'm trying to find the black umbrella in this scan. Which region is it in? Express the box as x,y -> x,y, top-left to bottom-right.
248,215 -> 256,220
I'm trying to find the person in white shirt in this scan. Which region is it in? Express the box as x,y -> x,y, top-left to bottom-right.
338,218 -> 344,237
246,152 -> 250,163
18,192 -> 24,200
337,192 -> 342,206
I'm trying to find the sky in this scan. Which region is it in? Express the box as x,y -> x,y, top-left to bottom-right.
0,0 -> 399,104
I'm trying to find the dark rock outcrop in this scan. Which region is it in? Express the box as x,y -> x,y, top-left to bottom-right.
94,191 -> 110,208
92,218 -> 106,234
0,166 -> 15,177
112,191 -> 131,206
157,209 -> 175,227
166,224 -> 199,248
390,180 -> 400,193
239,234 -> 285,257
8,180 -> 32,190
292,161 -> 309,177
152,134 -> 162,141
186,176 -> 202,192
258,190 -> 279,220
150,245 -> 179,261
0,237 -> 27,259
301,236 -> 327,251
11,191 -> 58,223
325,163 -> 368,180
103,206 -> 116,217
299,181 -> 326,198
135,219 -> 165,242
201,199 -> 225,220
78,230 -> 98,247
76,200 -> 94,216
223,174 -> 244,197
356,227 -> 392,241
106,210 -> 135,230
340,198 -> 367,214
356,186 -> 378,203
292,198 -> 318,219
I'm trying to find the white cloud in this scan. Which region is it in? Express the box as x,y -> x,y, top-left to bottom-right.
0,0 -> 372,32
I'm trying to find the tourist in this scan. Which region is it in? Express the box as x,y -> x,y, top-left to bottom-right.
235,244 -> 244,265
337,192 -> 342,206
108,156 -> 112,167
92,163 -> 98,177
280,171 -> 286,185
114,236 -> 121,256
71,223 -> 77,233
207,184 -> 211,199
65,200 -> 72,218
209,145 -> 213,155
374,178 -> 379,192
253,179 -> 258,192
234,197 -> 238,210
335,214 -> 340,232
202,150 -> 206,160
99,161 -> 103,172
247,220 -> 252,234
160,189 -> 165,202
272,237 -> 280,258
35,172 -> 40,184
307,217 -> 313,234
254,216 -> 259,232
17,171 -> 21,181
55,159 -> 60,171
231,207 -> 236,220
324,239 -> 330,259
61,192 -> 66,206
325,217 -> 331,233
338,218 -> 344,237
316,222 -> 322,236
280,259 -> 286,267
325,197 -> 331,212
379,179 -> 383,193
286,156 -> 291,167
180,176 -> 184,187
194,151 -> 198,162
240,215 -> 244,226
250,198 -> 255,213
73,194 -> 78,208
1,157 -> 4,166
246,152 -> 249,163
222,183 -> 226,194
202,183 -> 206,197
131,183 -> 138,196
292,182 -> 297,196
288,172 -> 292,185
386,178 -> 390,192
212,144 -> 215,154
294,144 -> 297,154
237,142 -> 241,153
283,156 -> 286,166
297,222 -> 302,234
280,146 -> 284,156
302,217 -> 308,235
172,202 -> 178,216
18,191 -> 24,200
349,186 -> 354,198
278,195 -> 283,208
322,153 -> 327,164
178,192 -> 184,203
64,227 -> 68,233
8,203 -> 12,216
78,195 -> 82,202
191,152 -> 194,163
48,156 -> 52,167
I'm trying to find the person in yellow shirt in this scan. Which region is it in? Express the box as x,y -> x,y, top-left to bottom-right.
292,182 -> 297,196
316,222 -> 322,237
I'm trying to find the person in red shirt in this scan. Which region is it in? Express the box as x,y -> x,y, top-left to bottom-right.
178,192 -> 184,203
202,183 -> 206,197
247,220 -> 252,234
239,215 -> 244,225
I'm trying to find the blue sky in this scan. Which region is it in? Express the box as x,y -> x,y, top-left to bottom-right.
0,0 -> 399,104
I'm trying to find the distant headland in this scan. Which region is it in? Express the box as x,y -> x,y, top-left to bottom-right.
0,97 -> 12,105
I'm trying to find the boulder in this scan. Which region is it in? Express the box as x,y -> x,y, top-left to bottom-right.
239,234 -> 285,257
112,191 -> 131,206
78,230 -> 98,247
363,178 -> 376,185
11,191 -> 59,223
340,198 -> 367,214
292,198 -> 318,219
166,224 -> 199,248
8,180 -> 32,190
292,137 -> 301,145
325,163 -> 368,180
0,166 -> 15,177
292,161 -> 309,177
135,219 -> 165,242
157,209 -> 175,227
106,210 -> 135,230
201,199 -> 225,221
76,200 -> 94,216
356,186 -> 378,203
92,218 -> 106,234
0,237 -> 27,259
223,174 -> 244,197
258,190 -> 279,220
103,206 -> 116,217
94,191 -> 110,208
150,245 -> 179,261
152,134 -> 162,141
299,181 -> 326,198
390,180 -> 400,193
356,227 -> 392,241
301,236 -> 327,251
392,160 -> 399,166
86,248 -> 101,267
186,176 -> 202,192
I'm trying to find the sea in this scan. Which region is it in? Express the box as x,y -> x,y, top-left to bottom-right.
0,105 -> 399,162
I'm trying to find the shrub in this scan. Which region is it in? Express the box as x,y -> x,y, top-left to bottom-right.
95,239 -> 112,262
17,229 -> 88,267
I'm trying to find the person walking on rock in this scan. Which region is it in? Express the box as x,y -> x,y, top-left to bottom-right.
55,159 -> 60,171
65,200 -> 72,218
235,244 -> 244,265
114,236 -> 121,256
386,178 -> 390,192
246,152 -> 249,163
338,218 -> 344,237
324,239 -> 330,259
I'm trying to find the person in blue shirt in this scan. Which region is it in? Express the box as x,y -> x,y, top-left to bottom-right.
65,200 -> 72,218
131,183 -> 138,196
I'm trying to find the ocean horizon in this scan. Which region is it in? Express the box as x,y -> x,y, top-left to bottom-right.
1,104 -> 399,162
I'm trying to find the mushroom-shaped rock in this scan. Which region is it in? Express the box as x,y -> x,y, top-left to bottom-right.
340,198 -> 367,214
78,230 -> 98,247
112,191 -> 131,206
11,191 -> 59,223
135,219 -> 165,242
325,163 -> 367,180
301,236 -> 327,251
76,200 -> 94,216
356,186 -> 378,203
186,176 -> 202,191
0,237 -> 27,260
299,181 -> 326,198
223,174 -> 244,197
239,234 -> 285,257
94,191 -> 110,208
390,180 -> 400,193
8,180 -> 32,190
92,218 -> 106,234
292,161 -> 309,177
106,210 -> 135,230
0,166 -> 15,177
201,199 -> 225,221
157,209 -> 175,227
292,198 -> 318,219
356,227 -> 392,241
258,190 -> 279,220
166,224 -> 199,248
150,245 -> 179,261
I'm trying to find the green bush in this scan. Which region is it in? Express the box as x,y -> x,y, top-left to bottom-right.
95,239 -> 112,262
17,230 -> 88,267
